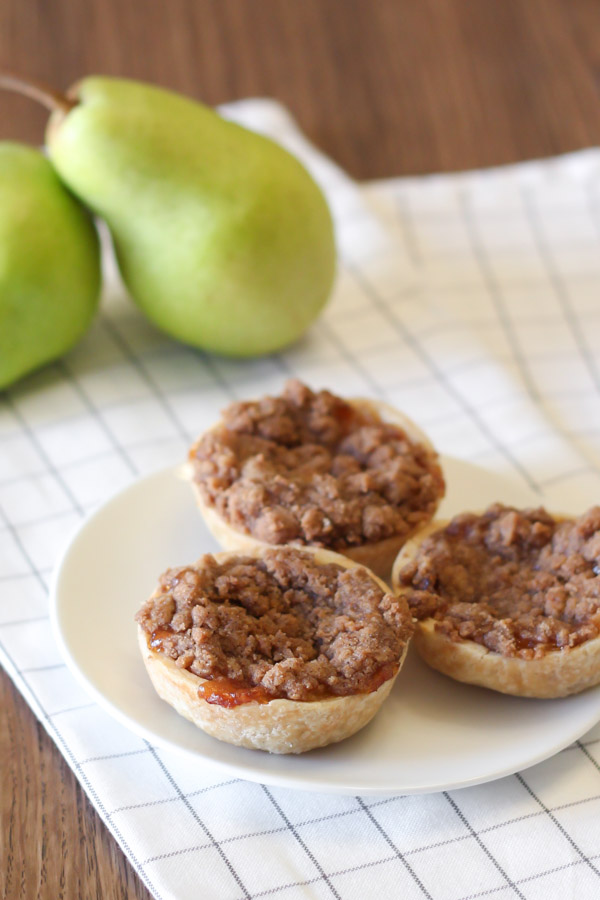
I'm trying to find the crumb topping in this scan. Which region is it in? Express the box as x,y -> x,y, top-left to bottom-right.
189,379 -> 444,550
398,505 -> 600,659
137,549 -> 412,701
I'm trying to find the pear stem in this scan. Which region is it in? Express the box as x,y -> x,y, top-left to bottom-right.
0,72 -> 76,114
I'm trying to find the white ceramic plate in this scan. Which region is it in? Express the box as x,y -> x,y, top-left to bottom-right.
50,458 -> 600,795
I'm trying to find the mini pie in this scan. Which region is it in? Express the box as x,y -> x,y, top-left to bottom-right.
392,504 -> 600,698
187,379 -> 445,579
136,546 -> 413,753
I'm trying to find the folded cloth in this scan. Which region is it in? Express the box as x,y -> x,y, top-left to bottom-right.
2,100 -> 600,900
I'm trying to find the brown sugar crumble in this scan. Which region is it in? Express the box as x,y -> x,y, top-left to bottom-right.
136,549 -> 413,703
189,379 -> 444,551
397,504 -> 600,660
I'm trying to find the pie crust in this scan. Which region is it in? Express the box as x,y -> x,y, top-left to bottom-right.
138,546 -> 410,753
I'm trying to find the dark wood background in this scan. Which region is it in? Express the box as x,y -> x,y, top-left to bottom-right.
2,0 -> 600,178
1,1 -> 600,897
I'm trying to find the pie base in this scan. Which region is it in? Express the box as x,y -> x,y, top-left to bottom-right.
138,547 -> 409,753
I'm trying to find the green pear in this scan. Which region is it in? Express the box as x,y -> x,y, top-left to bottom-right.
44,77 -> 336,357
0,142 -> 100,389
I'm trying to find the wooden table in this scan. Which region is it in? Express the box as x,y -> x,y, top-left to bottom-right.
1,1 -> 599,897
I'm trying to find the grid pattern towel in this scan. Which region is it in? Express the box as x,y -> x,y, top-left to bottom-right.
2,100 -> 600,900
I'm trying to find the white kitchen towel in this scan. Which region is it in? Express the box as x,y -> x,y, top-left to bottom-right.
2,100 -> 600,900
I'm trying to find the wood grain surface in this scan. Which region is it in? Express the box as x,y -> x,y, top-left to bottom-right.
1,0 -> 600,178
1,1 -> 600,898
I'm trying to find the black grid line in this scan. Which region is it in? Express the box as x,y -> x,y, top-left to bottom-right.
101,315 -> 197,441
540,384 -> 600,400
0,633 -> 164,900
396,381 -> 528,415
538,465 -> 598,487
261,785 -> 342,900
4,392 -> 86,516
79,746 -> 151,766
387,197 -> 600,224
131,787 -> 600,873
58,359 -> 139,477
515,772 -> 600,880
103,316 -> 235,441
358,371 -> 434,394
231,841 -> 600,900
456,850 -> 600,900
146,743 -> 252,899
346,263 -> 541,493
467,425 -> 556,453
459,188 -> 541,403
521,185 -> 600,395
142,839 -> 247,867
1,508 -> 82,531
562,737 -> 600,753
326,338 -> 561,385
587,175 -> 600,264
144,821 -> 353,867
49,701 -> 98,717
355,796 -> 433,899
234,871 -> 344,900
110,778 -> 241,817
443,792 -> 526,900
118,792 -> 400,835
522,348 -> 600,369
435,354 -> 515,379
0,461 -> 91,490
144,822 -> 435,872
411,319 -> 494,341
389,270 -> 600,290
271,351 -> 299,382
481,308 -> 600,327
0,503 -> 49,594
4,405 -> 91,432
575,741 -> 600,774
0,431 -> 190,489
564,426 -> 600,438
420,788 -> 600,847
1,360 -> 596,482
395,187 -> 423,265
1,389 -> 176,433
323,289 -> 417,324
419,406 -> 475,430
0,568 -> 53,582
20,662 -> 66,674
317,320 -> 387,398
122,794 -> 402,852
397,177 -> 600,481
